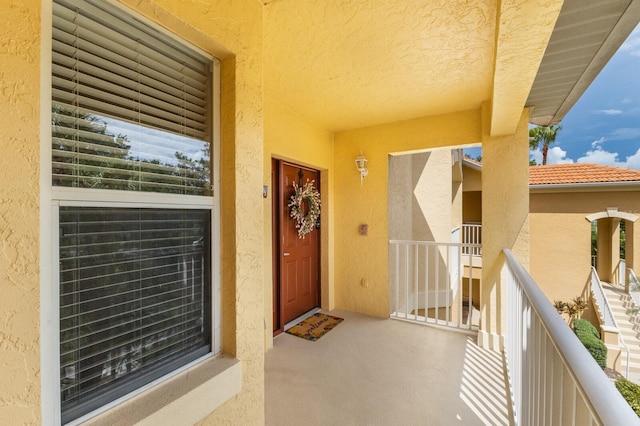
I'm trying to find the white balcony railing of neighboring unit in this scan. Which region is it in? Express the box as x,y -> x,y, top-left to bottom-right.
629,268 -> 640,308
504,250 -> 639,426
389,240 -> 480,331
590,266 -> 630,379
461,223 -> 482,257
591,266 -> 618,329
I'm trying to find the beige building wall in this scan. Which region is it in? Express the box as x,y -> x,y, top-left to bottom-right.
462,164 -> 482,224
530,189 -> 640,322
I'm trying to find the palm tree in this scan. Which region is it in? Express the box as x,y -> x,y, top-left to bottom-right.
529,124 -> 562,165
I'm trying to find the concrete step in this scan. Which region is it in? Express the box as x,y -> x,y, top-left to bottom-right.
620,360 -> 640,374
600,284 -> 640,384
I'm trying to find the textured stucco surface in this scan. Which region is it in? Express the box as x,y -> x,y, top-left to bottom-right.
0,0 -> 41,423
0,0 -> 595,422
491,0 -> 562,135
121,1 -> 266,423
264,0 -> 496,132
334,110 -> 483,318
6,0 -> 264,422
481,109 -> 530,348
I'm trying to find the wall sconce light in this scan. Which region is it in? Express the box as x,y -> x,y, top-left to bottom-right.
355,151 -> 368,185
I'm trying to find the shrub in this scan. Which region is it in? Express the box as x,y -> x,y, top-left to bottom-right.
573,318 -> 607,369
616,377 -> 640,417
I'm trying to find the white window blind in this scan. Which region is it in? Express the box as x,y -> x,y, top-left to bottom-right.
59,207 -> 211,423
52,0 -> 212,195
52,0 -> 218,422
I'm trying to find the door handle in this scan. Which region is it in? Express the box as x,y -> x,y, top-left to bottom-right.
283,252 -> 290,256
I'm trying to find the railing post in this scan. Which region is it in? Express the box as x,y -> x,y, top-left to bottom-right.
503,250 -> 640,425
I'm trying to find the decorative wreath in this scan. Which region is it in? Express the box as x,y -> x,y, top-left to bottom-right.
289,180 -> 321,239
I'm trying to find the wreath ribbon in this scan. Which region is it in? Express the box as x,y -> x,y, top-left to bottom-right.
289,180 -> 321,239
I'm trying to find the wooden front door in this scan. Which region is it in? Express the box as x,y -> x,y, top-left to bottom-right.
273,161 -> 320,333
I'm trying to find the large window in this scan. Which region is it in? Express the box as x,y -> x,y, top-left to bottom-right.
51,0 -> 218,423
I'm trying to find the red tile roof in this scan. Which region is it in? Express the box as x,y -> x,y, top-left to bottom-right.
529,163 -> 640,185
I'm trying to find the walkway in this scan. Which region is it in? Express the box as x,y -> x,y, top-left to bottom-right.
603,283 -> 640,383
265,310 -> 511,426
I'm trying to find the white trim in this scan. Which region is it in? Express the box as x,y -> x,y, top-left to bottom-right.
40,0 -> 59,423
530,181 -> 640,193
43,1 -> 223,422
52,187 -> 214,207
67,353 -> 216,426
211,59 -> 222,353
586,208 -> 638,223
102,0 -> 214,61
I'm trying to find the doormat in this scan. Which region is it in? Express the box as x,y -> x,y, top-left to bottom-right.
286,313 -> 344,341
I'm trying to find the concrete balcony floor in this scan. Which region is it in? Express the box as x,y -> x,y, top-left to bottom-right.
266,310 -> 512,426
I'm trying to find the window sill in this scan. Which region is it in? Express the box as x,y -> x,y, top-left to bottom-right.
83,355 -> 241,426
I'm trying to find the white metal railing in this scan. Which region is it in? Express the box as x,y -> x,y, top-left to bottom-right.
591,267 -> 618,329
504,250 -> 639,426
389,240 -> 480,331
591,266 -> 630,379
461,223 -> 481,257
617,259 -> 627,286
629,268 -> 640,308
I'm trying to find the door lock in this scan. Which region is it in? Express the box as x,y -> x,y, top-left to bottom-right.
283,252 -> 290,256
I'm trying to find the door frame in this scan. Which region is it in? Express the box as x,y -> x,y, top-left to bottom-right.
272,158 -> 322,335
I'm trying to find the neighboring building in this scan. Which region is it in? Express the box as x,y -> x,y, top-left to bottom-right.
529,163 -> 640,317
462,161 -> 640,323
2,0 -> 640,424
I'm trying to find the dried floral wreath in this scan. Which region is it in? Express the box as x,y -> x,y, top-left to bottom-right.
288,180 -> 321,238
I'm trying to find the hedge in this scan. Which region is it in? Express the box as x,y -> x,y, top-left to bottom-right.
573,318 -> 607,369
616,377 -> 640,417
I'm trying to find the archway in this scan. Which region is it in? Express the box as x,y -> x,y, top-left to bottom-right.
586,208 -> 638,284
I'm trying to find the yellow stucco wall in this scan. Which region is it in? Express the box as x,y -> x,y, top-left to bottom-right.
0,0 -> 42,423
0,0 -> 266,423
333,110 -> 483,318
263,94 -> 335,349
121,1 -> 266,423
480,108 -> 530,350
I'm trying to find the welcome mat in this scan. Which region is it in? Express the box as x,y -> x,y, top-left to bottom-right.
286,313 -> 344,341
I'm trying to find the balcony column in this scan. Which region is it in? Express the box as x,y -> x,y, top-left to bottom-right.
480,107 -> 530,351
596,218 -> 620,283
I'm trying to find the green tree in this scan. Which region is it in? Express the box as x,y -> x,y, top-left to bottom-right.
529,124 -> 562,166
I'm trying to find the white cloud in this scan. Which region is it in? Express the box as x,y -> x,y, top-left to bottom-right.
591,137 -> 606,149
530,146 -> 574,165
625,149 -> 640,169
593,109 -> 623,115
574,146 -> 640,170
577,147 -> 620,166
529,145 -> 640,170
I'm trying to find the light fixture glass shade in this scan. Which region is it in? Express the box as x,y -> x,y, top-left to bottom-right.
355,152 -> 368,185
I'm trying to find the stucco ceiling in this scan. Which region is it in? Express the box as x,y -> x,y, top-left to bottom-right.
263,0 -> 640,134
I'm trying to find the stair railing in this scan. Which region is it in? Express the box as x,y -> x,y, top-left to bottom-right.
628,268 -> 640,308
590,267 -> 630,378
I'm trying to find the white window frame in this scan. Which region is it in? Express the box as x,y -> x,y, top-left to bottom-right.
40,1 -> 222,424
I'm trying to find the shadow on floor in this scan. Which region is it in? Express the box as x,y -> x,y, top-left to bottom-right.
266,310 -> 511,426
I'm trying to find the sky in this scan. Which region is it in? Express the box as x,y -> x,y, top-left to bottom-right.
468,24 -> 640,169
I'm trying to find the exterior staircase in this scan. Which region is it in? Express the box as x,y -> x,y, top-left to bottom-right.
602,282 -> 640,383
